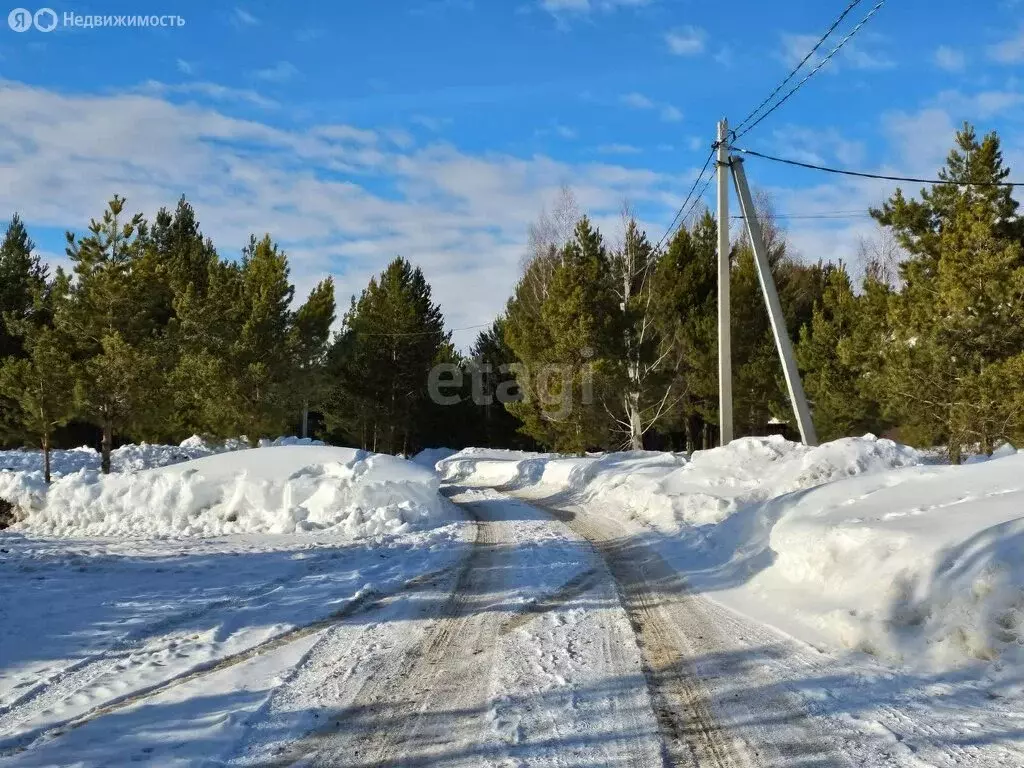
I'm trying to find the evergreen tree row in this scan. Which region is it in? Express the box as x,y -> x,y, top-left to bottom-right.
495,122 -> 1024,460
0,196 -> 336,479
2,123 -> 1021,469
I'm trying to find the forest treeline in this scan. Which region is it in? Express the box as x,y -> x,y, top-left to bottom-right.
1,124 -> 1022,472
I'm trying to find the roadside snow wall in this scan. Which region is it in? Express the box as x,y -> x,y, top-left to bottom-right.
439,435 -> 1024,671
4,446 -> 450,539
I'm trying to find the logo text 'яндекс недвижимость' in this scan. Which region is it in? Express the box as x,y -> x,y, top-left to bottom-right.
8,8 -> 185,31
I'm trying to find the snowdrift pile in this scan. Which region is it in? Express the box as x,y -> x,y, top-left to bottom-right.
0,435 -> 326,477
4,446 -> 450,538
409,447 -> 459,470
439,435 -> 921,529
755,455 -> 1024,670
440,436 -> 1024,671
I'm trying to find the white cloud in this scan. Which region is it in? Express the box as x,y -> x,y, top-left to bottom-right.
620,92 -> 654,109
295,28 -> 325,43
769,125 -> 866,167
176,59 -> 193,75
665,26 -> 706,56
990,27 -> 1024,63
539,0 -> 651,14
714,46 -> 734,67
933,45 -> 965,72
0,79 -> 683,349
842,42 -> 895,71
535,123 -> 578,140
936,88 -> 1024,119
779,33 -> 820,68
779,32 -> 893,72
621,93 -> 682,123
255,62 -> 298,83
597,143 -> 641,154
883,107 -> 956,176
311,124 -> 381,144
136,80 -> 278,109
411,115 -> 452,132
232,7 -> 259,26
660,105 -> 683,123
541,0 -> 589,9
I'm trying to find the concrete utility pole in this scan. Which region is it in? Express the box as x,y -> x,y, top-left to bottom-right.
730,156 -> 818,446
716,118 -> 733,446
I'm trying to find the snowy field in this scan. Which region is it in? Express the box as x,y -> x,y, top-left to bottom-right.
1,435 -> 1022,765
0,440 -> 471,765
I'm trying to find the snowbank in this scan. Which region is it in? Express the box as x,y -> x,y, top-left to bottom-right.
9,446 -> 451,539
0,435 -> 327,478
409,447 -> 459,471
439,435 -> 920,530
755,453 -> 1024,669
437,435 -> 1024,670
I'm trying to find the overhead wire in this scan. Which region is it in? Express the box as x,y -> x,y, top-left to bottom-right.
731,211 -> 870,220
655,0 -> 889,251
733,0 -> 888,141
730,145 -> 1024,187
347,322 -> 492,338
731,0 -> 865,137
653,147 -> 716,252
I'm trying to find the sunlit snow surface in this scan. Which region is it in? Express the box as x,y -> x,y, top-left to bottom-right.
0,436 -> 1021,766
439,436 -> 1024,673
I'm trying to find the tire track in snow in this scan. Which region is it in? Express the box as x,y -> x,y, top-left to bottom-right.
271,492 -> 655,768
0,552 -> 337,724
266,504 -> 498,767
529,499 -> 848,768
0,563 -> 461,759
498,566 -> 602,635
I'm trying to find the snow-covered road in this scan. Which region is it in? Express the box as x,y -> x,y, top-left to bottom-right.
2,477 -> 1022,766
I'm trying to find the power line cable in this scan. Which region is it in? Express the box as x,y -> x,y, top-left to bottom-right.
730,145 -> 1024,187
731,211 -> 871,219
348,322 -> 492,338
733,0 -> 888,141
654,147 -> 716,251
681,173 -> 716,222
732,0 -> 865,136
658,1 -> 886,251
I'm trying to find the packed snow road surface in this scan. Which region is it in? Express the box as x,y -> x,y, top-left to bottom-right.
257,487 -> 851,768
257,488 -> 667,767
536,500 -> 843,768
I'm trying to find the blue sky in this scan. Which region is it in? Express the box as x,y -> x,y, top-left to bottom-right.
2,0 -> 1023,346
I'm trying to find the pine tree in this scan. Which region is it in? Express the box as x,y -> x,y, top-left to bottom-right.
0,214 -> 47,359
465,317 -> 532,449
0,214 -> 48,443
730,231 -> 787,435
505,217 -> 619,452
871,124 -> 1024,461
60,196 -> 161,473
729,198 -> 828,439
0,275 -> 76,481
797,263 -> 886,441
650,211 -> 719,451
134,197 -> 220,440
324,258 -> 450,454
171,257 -> 246,438
291,278 -> 336,437
224,235 -> 297,445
